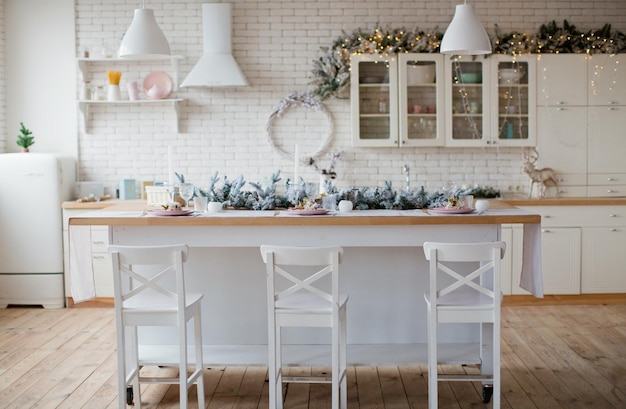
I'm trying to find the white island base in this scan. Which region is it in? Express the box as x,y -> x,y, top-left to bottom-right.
69,205 -> 541,374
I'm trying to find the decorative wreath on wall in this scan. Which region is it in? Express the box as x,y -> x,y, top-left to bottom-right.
265,91 -> 334,161
309,20 -> 626,100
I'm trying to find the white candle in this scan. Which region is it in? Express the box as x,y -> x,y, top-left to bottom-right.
167,146 -> 174,186
294,144 -> 299,186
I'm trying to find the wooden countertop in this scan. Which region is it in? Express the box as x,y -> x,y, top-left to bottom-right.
67,200 -> 540,227
62,197 -> 626,211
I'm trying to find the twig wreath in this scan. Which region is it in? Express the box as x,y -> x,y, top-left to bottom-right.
265,91 -> 334,161
309,20 -> 626,100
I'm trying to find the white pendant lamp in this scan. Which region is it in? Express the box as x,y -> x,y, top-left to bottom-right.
118,5 -> 170,59
440,1 -> 492,55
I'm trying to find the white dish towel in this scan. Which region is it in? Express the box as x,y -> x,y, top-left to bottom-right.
69,225 -> 96,303
520,223 -> 544,298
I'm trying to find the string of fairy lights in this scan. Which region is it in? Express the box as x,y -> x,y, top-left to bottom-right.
311,21 -> 626,100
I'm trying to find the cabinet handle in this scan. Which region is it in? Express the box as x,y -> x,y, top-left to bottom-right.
607,189 -> 616,193
541,229 -> 551,233
608,107 -> 617,111
608,101 -> 618,105
93,255 -> 106,260
556,101 -> 566,105
92,240 -> 105,245
556,107 -> 565,111
610,228 -> 618,232
607,177 -> 616,181
544,215 -> 552,218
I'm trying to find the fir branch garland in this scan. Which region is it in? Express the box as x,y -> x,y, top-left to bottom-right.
311,21 -> 626,100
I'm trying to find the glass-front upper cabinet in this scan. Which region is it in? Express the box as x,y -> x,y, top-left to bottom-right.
350,54 -> 398,147
490,54 -> 536,146
445,56 -> 491,147
398,54 -> 445,146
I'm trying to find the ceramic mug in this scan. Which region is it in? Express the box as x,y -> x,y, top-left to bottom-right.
193,196 -> 208,212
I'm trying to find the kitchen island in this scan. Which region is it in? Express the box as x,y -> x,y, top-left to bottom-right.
68,201 -> 541,368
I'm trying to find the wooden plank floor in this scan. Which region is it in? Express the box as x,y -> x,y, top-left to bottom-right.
1,304 -> 625,408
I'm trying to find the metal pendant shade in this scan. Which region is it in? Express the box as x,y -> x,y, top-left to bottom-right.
118,8 -> 170,59
440,3 -> 492,55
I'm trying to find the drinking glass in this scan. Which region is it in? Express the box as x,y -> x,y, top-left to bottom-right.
179,183 -> 194,209
167,184 -> 178,203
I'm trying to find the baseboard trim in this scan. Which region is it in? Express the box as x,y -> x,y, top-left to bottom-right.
503,293 -> 626,306
69,294 -> 626,308
67,297 -> 114,308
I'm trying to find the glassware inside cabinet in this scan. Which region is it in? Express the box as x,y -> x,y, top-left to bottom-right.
496,60 -> 530,140
450,60 -> 484,141
356,60 -> 392,141
399,55 -> 443,145
405,62 -> 437,140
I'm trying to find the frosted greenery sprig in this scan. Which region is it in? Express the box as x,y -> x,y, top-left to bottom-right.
181,171 -> 500,211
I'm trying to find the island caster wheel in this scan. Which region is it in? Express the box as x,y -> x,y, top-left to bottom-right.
126,386 -> 134,405
482,385 -> 493,403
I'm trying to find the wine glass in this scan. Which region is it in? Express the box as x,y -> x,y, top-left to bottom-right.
179,183 -> 194,210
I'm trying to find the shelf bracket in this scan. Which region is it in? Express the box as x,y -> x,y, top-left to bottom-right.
173,100 -> 180,133
78,101 -> 90,133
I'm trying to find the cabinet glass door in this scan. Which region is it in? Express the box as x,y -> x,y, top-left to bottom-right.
398,54 -> 444,146
350,55 -> 398,147
446,56 -> 490,146
492,56 -> 536,146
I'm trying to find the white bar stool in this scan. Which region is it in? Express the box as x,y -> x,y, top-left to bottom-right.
423,241 -> 506,409
108,244 -> 204,409
260,245 -> 348,409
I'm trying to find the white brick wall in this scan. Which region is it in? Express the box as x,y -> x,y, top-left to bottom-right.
73,0 -> 626,197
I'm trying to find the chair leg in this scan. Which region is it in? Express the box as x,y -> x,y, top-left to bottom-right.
493,321 -> 501,409
129,326 -> 141,409
116,323 -> 127,409
179,321 -> 188,409
427,308 -> 438,409
194,311 -> 205,409
332,317 -> 339,409
340,307 -> 347,409
274,324 -> 283,409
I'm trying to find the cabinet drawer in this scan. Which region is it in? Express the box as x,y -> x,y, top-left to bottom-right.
90,229 -> 109,253
553,186 -> 587,197
520,206 -> 583,227
520,206 -> 626,227
554,174 -> 586,186
588,174 -> 626,185
587,186 -> 626,197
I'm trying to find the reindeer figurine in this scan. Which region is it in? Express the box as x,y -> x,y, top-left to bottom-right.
523,148 -> 558,198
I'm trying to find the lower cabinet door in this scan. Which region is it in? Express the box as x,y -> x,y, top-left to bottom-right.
582,227 -> 626,293
513,227 -> 581,295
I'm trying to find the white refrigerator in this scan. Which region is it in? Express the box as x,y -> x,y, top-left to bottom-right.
0,153 -> 76,308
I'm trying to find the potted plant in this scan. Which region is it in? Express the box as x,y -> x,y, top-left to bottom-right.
16,122 -> 35,152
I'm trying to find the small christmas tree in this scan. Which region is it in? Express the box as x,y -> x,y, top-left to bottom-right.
16,122 -> 35,152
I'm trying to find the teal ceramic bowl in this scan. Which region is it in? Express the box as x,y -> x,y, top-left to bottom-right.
460,72 -> 482,84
